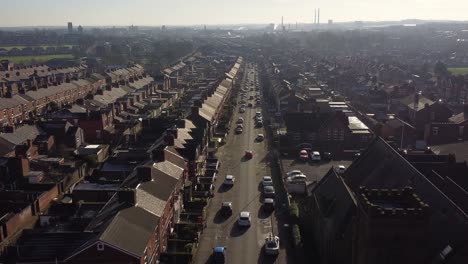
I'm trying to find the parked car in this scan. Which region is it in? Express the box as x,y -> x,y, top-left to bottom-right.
248,103 -> 253,107
263,198 -> 275,211
322,152 -> 332,161
264,235 -> 280,255
238,211 -> 251,227
256,121 -> 263,127
262,176 -> 273,187
286,174 -> 307,183
244,150 -> 253,159
286,170 -> 303,177
263,185 -> 275,198
212,246 -> 226,263
310,151 -> 321,161
236,117 -> 244,124
239,108 -> 246,113
235,127 -> 243,134
299,149 -> 309,161
220,202 -> 233,216
256,134 -> 265,142
336,165 -> 346,174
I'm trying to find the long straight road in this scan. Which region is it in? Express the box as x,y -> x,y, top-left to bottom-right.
193,63 -> 287,264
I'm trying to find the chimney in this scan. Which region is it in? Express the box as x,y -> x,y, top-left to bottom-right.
5,73 -> 9,78
191,106 -> 199,116
4,125 -> 14,133
164,134 -> 175,146
167,127 -> 178,139
176,119 -> 186,128
194,99 -> 203,108
414,92 -> 420,110
137,166 -> 152,182
318,8 -> 320,24
16,72 -> 20,76
117,189 -> 136,205
153,146 -> 165,162
105,84 -> 112,91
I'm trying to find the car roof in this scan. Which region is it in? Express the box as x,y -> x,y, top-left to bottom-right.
263,176 -> 272,180
312,151 -> 320,155
288,170 -> 302,174
222,202 -> 232,206
264,198 -> 274,203
240,211 -> 250,217
226,175 -> 234,179
214,246 -> 225,253
264,186 -> 274,191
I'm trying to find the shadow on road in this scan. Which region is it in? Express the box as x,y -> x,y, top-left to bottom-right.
256,247 -> 278,264
229,224 -> 249,237
213,210 -> 230,224
217,184 -> 232,193
258,206 -> 273,219
204,255 -> 213,264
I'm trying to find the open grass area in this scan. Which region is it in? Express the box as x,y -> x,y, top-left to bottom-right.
448,67 -> 468,76
0,45 -> 74,51
0,54 -> 74,64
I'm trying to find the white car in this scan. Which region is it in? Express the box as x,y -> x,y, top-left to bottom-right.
286,170 -> 303,178
256,134 -> 265,141
311,151 -> 321,161
287,174 -> 307,183
239,108 -> 246,113
262,176 -> 273,186
336,165 -> 346,174
238,211 -> 251,227
264,235 -> 280,255
224,175 -> 235,185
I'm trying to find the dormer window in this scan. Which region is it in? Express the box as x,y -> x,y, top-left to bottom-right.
97,242 -> 105,251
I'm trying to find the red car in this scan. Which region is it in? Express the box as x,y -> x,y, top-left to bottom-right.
245,150 -> 253,159
299,149 -> 308,161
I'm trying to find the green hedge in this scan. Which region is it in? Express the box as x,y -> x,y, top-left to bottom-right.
290,202 -> 299,221
292,224 -> 302,248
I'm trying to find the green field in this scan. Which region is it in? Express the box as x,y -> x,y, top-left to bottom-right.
448,67 -> 468,76
0,54 -> 74,64
0,45 -> 74,51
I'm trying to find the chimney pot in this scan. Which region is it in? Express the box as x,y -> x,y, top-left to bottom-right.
117,189 -> 136,205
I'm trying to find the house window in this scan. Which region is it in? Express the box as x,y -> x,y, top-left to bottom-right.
432,127 -> 439,136
97,242 -> 105,251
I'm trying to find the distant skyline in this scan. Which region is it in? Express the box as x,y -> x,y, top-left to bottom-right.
1,0 -> 467,27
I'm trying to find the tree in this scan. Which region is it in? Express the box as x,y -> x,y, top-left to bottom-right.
434,61 -> 449,77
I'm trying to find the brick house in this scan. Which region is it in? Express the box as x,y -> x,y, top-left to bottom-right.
424,105 -> 468,145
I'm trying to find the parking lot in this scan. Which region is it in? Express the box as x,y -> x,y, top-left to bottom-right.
280,157 -> 353,184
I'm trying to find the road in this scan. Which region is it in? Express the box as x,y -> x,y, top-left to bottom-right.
193,62 -> 288,264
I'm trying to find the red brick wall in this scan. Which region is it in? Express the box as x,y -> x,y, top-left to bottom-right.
4,204 -> 33,238
66,242 -> 140,264
38,184 -> 59,211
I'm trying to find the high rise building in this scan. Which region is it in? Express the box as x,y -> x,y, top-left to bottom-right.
68,22 -> 73,33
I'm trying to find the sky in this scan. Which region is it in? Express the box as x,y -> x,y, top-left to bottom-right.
1,0 -> 467,27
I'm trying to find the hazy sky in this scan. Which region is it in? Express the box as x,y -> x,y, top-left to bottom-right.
2,0 -> 467,27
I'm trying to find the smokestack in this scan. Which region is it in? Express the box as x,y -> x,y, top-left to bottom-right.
318,8 -> 320,25
314,9 -> 317,24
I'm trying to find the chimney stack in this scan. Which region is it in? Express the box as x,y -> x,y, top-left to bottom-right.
314,9 -> 317,24
318,8 -> 320,25
137,166 -> 152,182
117,189 -> 135,205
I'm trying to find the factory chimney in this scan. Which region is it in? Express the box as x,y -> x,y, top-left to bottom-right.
318,8 -> 320,24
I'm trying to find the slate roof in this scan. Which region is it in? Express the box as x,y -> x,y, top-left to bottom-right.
284,112 -> 331,132
99,206 -> 160,257
313,168 -> 356,238
0,125 -> 42,156
136,182 -> 169,217
449,112 -> 468,124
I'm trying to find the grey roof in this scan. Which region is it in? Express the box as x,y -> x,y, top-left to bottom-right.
0,125 -> 42,155
400,95 -> 434,111
99,206 -> 159,257
136,181 -> 168,217
313,169 -> 356,238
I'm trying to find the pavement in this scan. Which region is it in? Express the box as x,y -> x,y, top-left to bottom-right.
193,63 -> 288,264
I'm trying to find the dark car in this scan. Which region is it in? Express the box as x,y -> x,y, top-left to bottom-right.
263,186 -> 275,198
220,202 -> 233,216
322,152 -> 332,161
212,246 -> 226,263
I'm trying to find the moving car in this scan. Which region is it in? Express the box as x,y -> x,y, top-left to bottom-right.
263,198 -> 275,211
238,211 -> 251,227
220,202 -> 233,217
224,175 -> 235,186
262,176 -> 273,186
256,134 -> 265,142
264,235 -> 280,255
311,151 -> 321,161
299,149 -> 309,161
263,185 -> 275,198
212,246 -> 226,263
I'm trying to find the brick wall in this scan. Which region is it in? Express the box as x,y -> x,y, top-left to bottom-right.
38,184 -> 59,211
